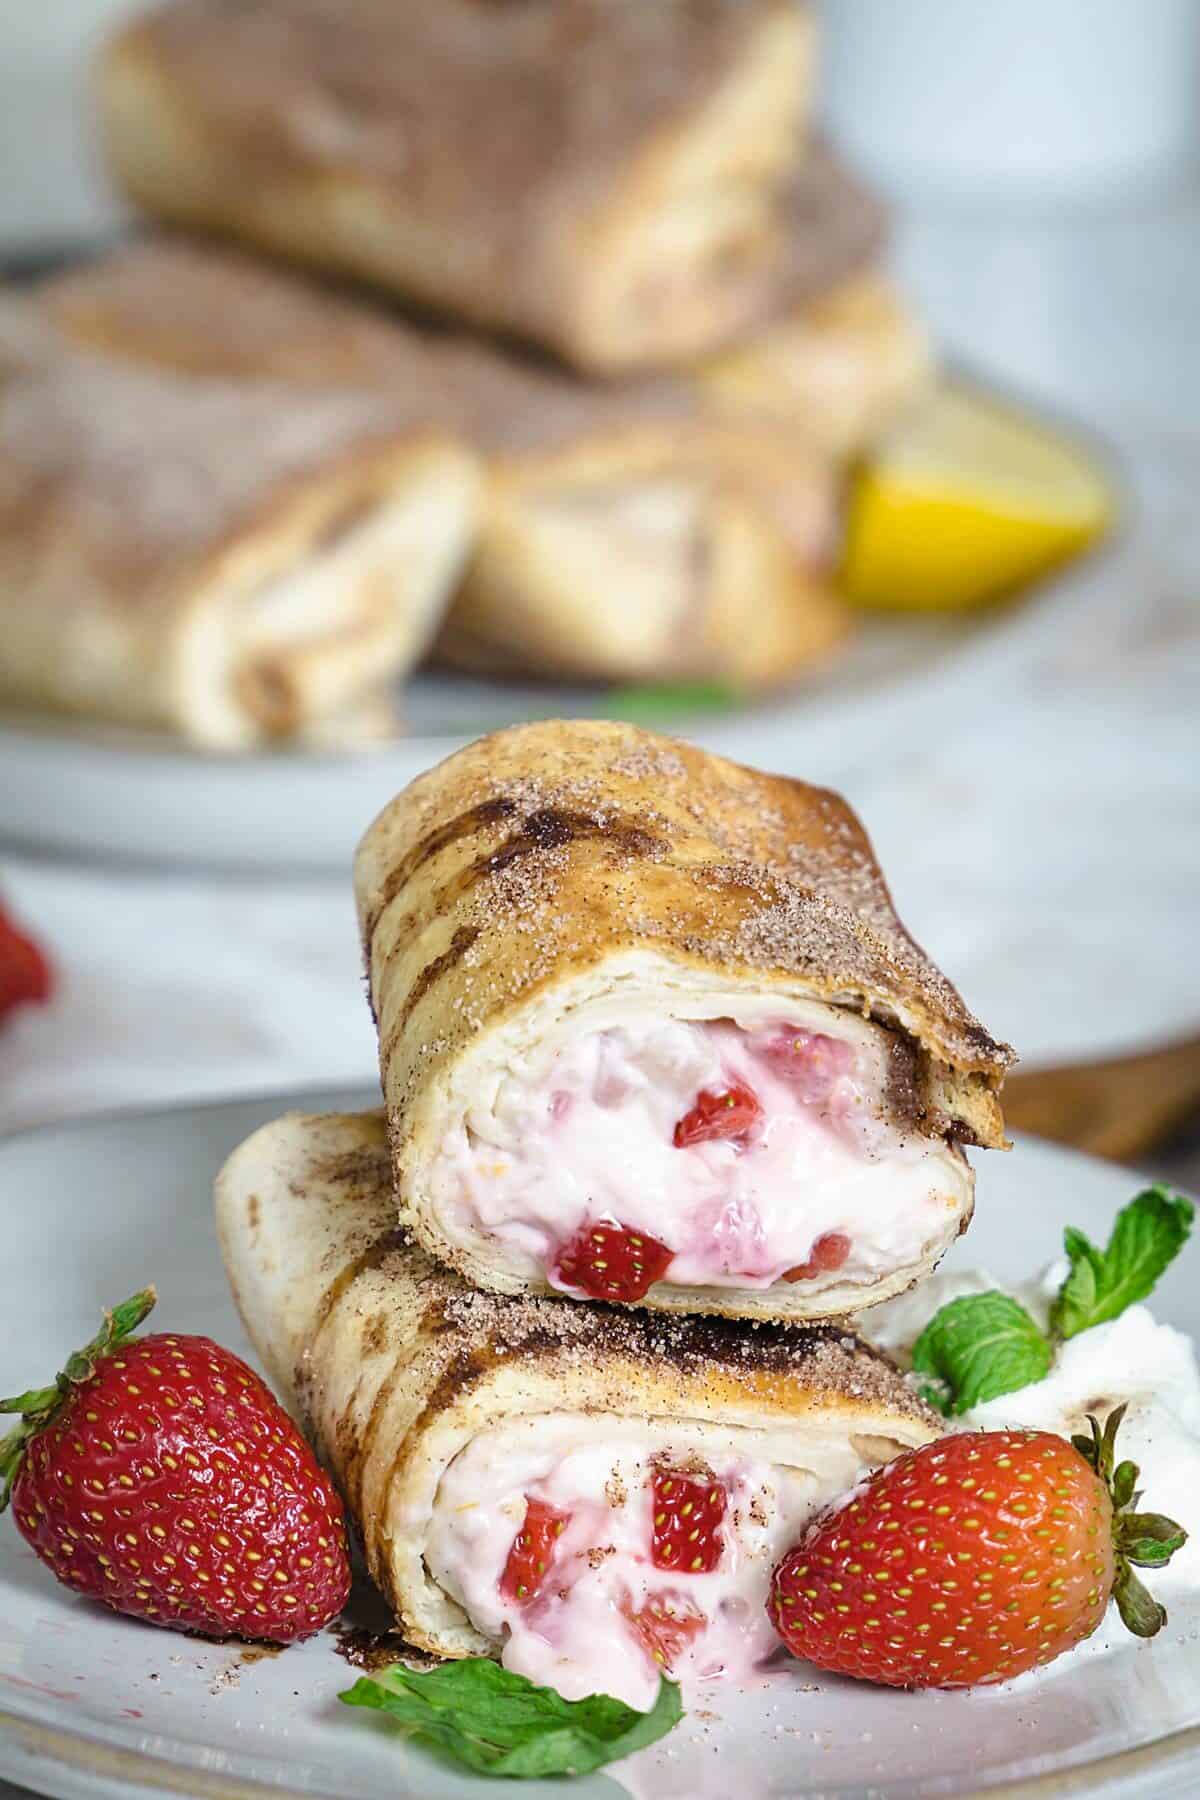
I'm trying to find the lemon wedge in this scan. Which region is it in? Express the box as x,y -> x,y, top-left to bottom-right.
839,378 -> 1114,612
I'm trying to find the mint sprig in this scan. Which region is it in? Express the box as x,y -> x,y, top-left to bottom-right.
911,1291 -> 1052,1417
909,1187 -> 1192,1418
1052,1187 -> 1194,1341
339,1658 -> 682,1778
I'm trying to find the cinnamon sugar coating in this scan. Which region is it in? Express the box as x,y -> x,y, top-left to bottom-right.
356,722 -> 1012,1165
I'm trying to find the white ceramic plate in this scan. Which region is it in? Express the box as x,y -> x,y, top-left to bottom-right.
0,1090 -> 1198,1800
0,543 -> 1106,874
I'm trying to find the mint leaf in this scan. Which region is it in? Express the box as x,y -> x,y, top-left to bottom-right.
339,1658 -> 682,1778
1051,1187 -> 1194,1341
911,1291 -> 1052,1416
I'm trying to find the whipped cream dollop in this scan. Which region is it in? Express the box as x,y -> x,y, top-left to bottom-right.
429,1001 -> 969,1296
862,1265 -> 1200,1650
425,1413 -> 899,1711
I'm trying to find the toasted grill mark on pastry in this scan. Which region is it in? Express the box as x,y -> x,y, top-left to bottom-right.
399,926 -> 483,1032
346,1357 -> 407,1517
309,1141 -> 392,1195
477,807 -> 668,879
366,800 -> 668,947
313,1226 -> 408,1335
364,798 -> 522,942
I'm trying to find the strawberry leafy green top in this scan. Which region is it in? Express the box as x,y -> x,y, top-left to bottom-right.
1073,1404 -> 1189,1637
0,1288 -> 157,1511
912,1188 -> 1193,1417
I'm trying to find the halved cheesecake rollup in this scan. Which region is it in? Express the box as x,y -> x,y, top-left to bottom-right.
355,721 -> 1014,1323
0,309 -> 478,749
215,1109 -> 940,1708
97,0 -> 815,375
40,239 -> 847,690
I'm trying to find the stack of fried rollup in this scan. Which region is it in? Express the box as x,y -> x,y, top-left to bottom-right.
217,722 -> 1013,1707
0,0 -> 931,745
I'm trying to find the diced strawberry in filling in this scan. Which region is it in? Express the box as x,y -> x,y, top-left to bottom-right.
651,1464 -> 728,1573
498,1497 -> 570,1604
783,1231 -> 852,1284
622,1589 -> 707,1673
673,1080 -> 763,1148
552,1220 -> 674,1302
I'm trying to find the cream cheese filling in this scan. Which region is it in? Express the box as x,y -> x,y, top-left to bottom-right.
425,1412 -> 905,1711
428,998 -> 969,1298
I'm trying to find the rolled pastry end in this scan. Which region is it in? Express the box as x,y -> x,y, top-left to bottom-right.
441,467 -> 847,689
216,1110 -> 940,1708
355,721 -> 1012,1323
168,441 -> 479,749
403,973 -> 977,1321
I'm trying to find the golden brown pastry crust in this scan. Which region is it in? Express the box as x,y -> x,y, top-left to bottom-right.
98,0 -> 816,373
352,721 -> 1013,1318
215,1109 -> 940,1657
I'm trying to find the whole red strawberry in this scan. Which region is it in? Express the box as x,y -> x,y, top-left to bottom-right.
768,1410 -> 1186,1689
552,1220 -> 674,1302
0,900 -> 53,1023
1,1290 -> 350,1644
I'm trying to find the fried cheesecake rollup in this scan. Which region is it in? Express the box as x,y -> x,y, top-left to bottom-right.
0,307 -> 478,748
99,0 -> 815,375
215,1108 -> 939,1709
41,240 -> 846,690
354,721 -> 1013,1322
